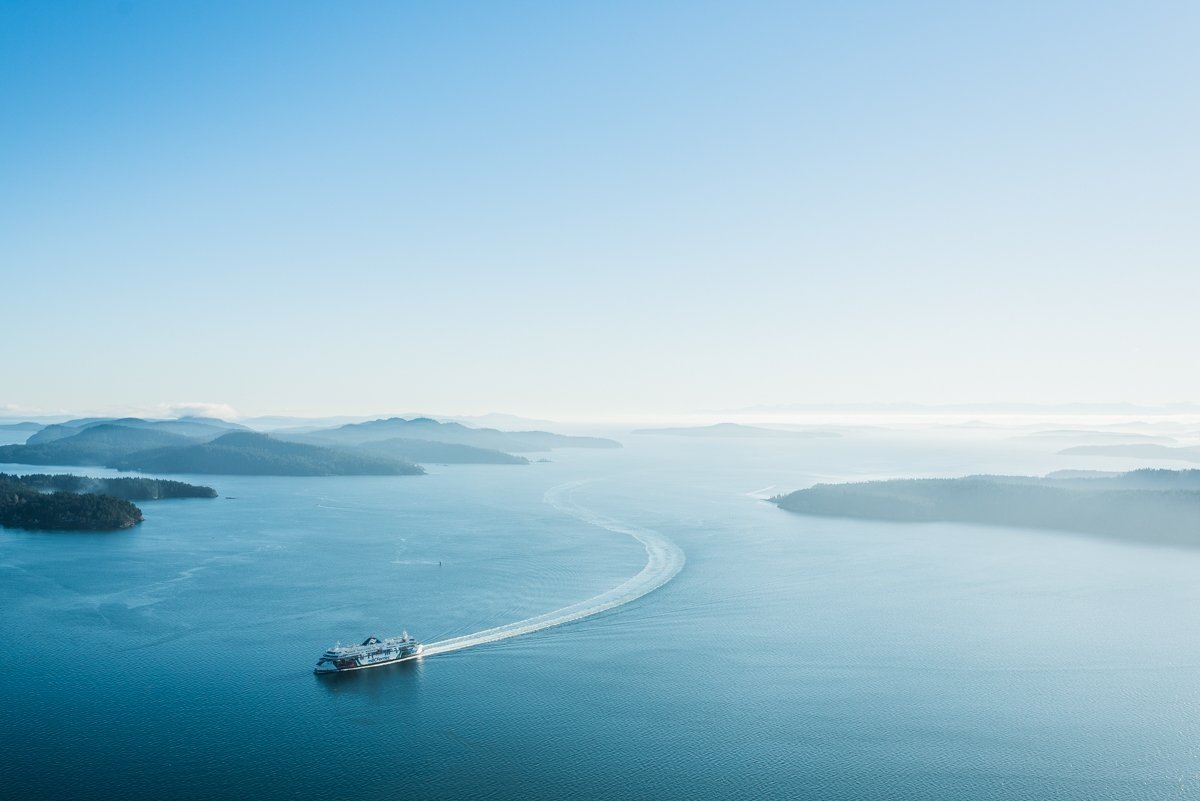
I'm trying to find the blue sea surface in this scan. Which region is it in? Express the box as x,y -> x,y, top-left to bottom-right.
3,435 -> 1200,800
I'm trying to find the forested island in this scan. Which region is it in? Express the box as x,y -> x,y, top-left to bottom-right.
357,437 -> 529,465
0,425 -> 422,477
0,415 -> 617,473
771,469 -> 1200,547
109,432 -> 423,476
8,473 -> 217,500
0,424 -> 196,466
25,416 -> 245,444
0,473 -> 216,531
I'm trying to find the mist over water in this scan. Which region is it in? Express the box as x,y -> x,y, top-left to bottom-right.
3,429 -> 1200,800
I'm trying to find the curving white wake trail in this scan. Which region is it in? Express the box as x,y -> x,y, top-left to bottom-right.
423,480 -> 685,656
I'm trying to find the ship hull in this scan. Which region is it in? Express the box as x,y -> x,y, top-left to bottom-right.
313,645 -> 424,674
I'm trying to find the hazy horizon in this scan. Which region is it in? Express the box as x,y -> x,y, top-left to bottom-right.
6,400 -> 1200,432
4,2 -> 1198,419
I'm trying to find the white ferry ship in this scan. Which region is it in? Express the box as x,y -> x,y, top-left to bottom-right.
314,632 -> 423,674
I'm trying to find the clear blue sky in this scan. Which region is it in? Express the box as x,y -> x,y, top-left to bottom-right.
2,1 -> 1197,419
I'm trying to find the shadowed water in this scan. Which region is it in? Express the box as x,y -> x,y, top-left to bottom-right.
2,433 -> 1200,800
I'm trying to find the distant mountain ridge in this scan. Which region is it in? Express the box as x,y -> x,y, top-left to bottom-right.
634,423 -> 839,438
301,417 -> 621,452
357,438 -> 529,465
0,422 -> 43,433
27,416 -> 246,445
109,431 -> 423,476
0,424 -> 423,477
0,424 -> 197,466
0,415 -> 595,471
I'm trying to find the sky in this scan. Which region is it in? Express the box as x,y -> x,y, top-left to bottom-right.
2,1 -> 1197,420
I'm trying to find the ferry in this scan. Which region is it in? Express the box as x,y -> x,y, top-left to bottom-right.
314,632 -> 423,674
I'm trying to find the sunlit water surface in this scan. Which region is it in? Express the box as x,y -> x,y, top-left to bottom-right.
3,433 -> 1199,800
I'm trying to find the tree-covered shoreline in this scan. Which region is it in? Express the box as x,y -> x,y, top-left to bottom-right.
0,473 -> 216,532
7,473 -> 217,500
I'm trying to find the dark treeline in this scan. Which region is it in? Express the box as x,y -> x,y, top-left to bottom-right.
0,475 -> 143,531
0,473 -> 218,532
6,473 -> 217,500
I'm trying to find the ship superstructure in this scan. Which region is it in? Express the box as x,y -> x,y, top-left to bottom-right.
314,632 -> 423,674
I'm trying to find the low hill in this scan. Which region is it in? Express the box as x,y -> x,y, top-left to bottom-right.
634,423 -> 839,438
25,423 -> 107,445
110,431 -> 423,476
358,438 -> 529,465
303,417 -> 620,452
0,422 -> 43,433
0,425 -> 197,466
771,469 -> 1200,547
26,416 -> 244,445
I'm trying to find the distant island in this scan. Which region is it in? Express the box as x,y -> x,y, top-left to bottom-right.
357,438 -> 529,465
0,424 -> 199,466
295,416 -> 621,452
0,422 -> 44,433
0,421 -> 422,476
0,472 -> 216,531
771,469 -> 1200,547
9,473 -> 217,500
109,431 -> 423,476
1020,429 -> 1177,445
0,415 -> 617,473
634,423 -> 839,438
26,416 -> 246,445
1058,444 -> 1200,463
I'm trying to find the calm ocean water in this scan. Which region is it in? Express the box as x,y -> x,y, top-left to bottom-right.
3,433 -> 1200,800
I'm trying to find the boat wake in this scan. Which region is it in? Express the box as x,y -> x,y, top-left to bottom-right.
423,480 -> 685,657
